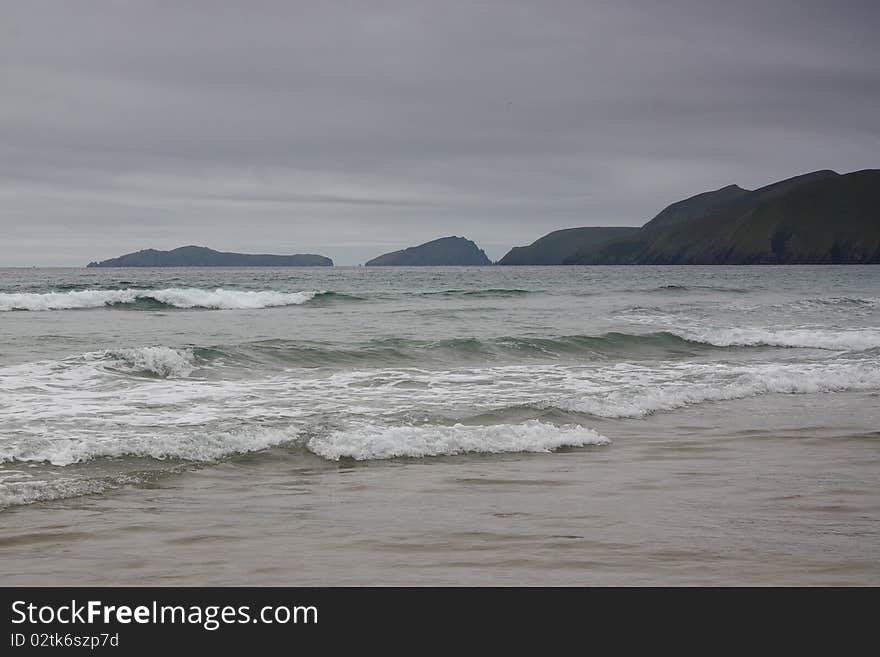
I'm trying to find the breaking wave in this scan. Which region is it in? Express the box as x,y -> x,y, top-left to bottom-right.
0,427 -> 300,468
672,327 -> 880,351
104,347 -> 196,378
0,472 -> 133,508
306,420 -> 610,461
786,296 -> 879,309
0,288 -> 327,311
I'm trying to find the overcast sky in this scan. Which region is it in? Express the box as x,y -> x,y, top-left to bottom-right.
2,0 -> 878,265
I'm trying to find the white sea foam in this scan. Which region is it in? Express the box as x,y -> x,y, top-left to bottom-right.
731,297 -> 880,313
0,427 -> 298,467
786,297 -> 880,310
307,420 -> 610,461
566,360 -> 880,418
2,346 -> 879,470
106,346 -> 196,378
0,475 -> 117,508
673,327 -> 880,351
0,287 -> 319,311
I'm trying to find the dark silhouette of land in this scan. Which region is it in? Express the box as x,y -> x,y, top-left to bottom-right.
498,227 -> 637,265
87,246 -> 333,267
365,236 -> 491,266
500,169 -> 880,265
87,169 -> 879,268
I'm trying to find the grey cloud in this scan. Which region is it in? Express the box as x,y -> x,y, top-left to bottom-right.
1,0 -> 878,265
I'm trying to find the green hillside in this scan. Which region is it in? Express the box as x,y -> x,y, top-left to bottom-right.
564,169 -> 879,264
637,170 -> 880,264
642,184 -> 749,230
498,227 -> 637,265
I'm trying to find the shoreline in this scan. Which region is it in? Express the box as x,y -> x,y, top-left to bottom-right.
3,393 -> 878,586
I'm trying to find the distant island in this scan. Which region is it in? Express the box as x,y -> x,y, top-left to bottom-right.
87,246 -> 333,267
499,169 -> 880,265
365,236 -> 491,266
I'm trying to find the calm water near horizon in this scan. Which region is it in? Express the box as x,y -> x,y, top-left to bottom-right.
1,265 -> 878,584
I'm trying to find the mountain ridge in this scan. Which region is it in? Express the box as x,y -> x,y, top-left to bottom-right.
565,169 -> 876,264
497,168 -> 877,266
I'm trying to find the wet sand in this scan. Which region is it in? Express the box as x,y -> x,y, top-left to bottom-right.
2,393 -> 878,586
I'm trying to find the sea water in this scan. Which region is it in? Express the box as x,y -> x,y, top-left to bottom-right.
1,266 -> 878,584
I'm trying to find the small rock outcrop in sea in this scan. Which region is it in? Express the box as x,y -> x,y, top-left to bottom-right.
499,168 -> 880,265
87,246 -> 333,267
365,236 -> 491,266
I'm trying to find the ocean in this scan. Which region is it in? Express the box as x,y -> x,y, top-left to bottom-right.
1,265 -> 878,584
